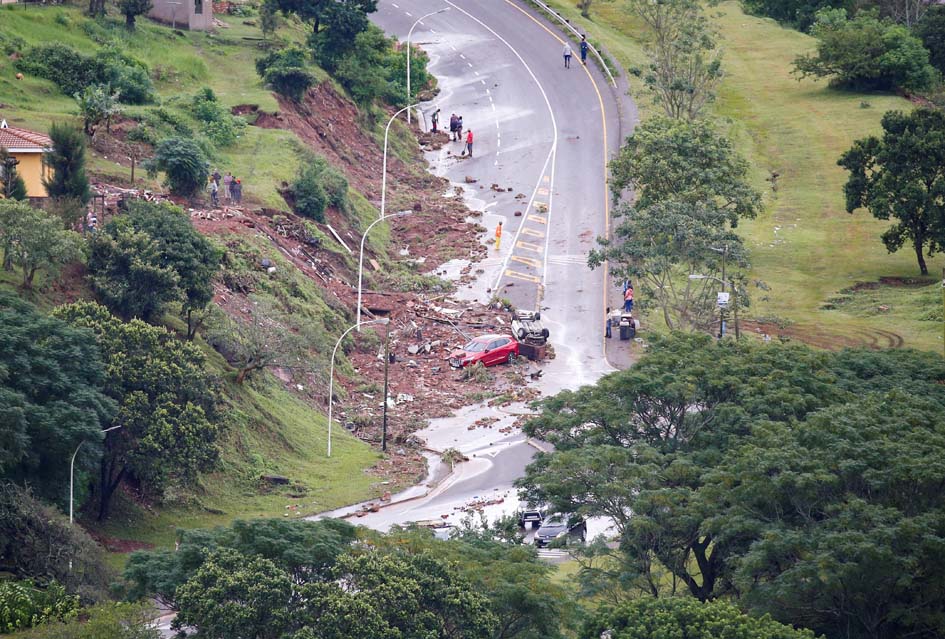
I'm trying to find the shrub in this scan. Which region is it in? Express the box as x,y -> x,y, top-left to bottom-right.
255,47 -> 315,102
793,8 -> 939,92
319,166 -> 349,211
11,603 -> 159,639
144,137 -> 210,197
917,5 -> 945,74
0,32 -> 25,56
189,88 -> 245,147
0,581 -> 79,632
292,163 -> 328,221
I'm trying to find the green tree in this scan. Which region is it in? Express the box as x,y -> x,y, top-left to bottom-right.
711,391 -> 945,639
628,0 -> 723,120
125,518 -> 357,604
917,5 -> 945,74
144,137 -> 209,198
120,200 -> 221,338
43,122 -> 91,205
740,0 -> 854,30
838,108 -> 945,275
13,602 -> 159,639
581,598 -> 818,639
87,226 -> 180,321
75,84 -> 121,138
0,580 -> 79,632
0,204 -> 84,289
591,118 -> 760,330
53,302 -> 221,520
118,0 -> 152,30
0,294 -> 113,503
174,548 -> 294,639
291,161 -> 329,221
0,146 -> 28,201
793,8 -> 939,92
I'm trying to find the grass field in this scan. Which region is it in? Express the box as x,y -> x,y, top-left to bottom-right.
537,0 -> 944,352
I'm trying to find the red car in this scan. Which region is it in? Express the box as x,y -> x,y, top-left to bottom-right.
449,334 -> 519,368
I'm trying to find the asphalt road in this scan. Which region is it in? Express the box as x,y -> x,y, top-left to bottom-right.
317,0 -> 635,538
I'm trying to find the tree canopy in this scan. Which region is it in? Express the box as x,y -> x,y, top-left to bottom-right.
838,108 -> 945,275
0,199 -> 84,290
519,333 -> 945,634
53,301 -> 221,520
0,294 -> 113,504
42,122 -> 90,205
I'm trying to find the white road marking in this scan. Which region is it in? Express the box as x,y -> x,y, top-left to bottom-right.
467,62 -> 474,68
392,2 -> 399,6
480,79 -> 486,85
484,202 -> 497,210
474,70 -> 480,76
450,44 -> 457,51
405,11 -> 412,16
491,103 -> 496,111
460,54 -> 467,60
443,1 -> 560,297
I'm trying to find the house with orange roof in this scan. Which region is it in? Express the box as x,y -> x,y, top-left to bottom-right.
0,118 -> 52,199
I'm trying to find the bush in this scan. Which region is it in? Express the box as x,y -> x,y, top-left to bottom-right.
793,8 -> 939,92
320,166 -> 349,211
332,25 -> 431,108
15,43 -> 154,104
0,581 -> 79,633
291,163 -> 328,221
11,603 -> 159,639
0,32 -> 25,56
255,47 -> 315,102
189,88 -> 245,147
917,5 -> 945,74
741,0 -> 854,31
144,137 -> 209,197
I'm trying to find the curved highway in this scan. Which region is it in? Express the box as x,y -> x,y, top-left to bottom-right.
319,0 -> 635,535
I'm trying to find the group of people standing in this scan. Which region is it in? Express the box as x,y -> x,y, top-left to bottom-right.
207,169 -> 243,207
562,35 -> 590,69
431,109 -> 474,158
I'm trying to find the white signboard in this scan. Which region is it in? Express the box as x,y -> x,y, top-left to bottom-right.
717,292 -> 730,308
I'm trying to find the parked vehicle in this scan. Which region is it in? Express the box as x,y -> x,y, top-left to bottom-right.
533,515 -> 587,548
517,504 -> 546,529
511,309 -> 550,344
449,334 -> 519,368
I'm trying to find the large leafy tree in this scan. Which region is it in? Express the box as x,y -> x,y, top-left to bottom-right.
917,5 -> 945,73
582,598 -> 818,639
308,0 -> 378,70
120,200 -> 221,338
627,0 -> 723,121
741,0 -> 854,30
143,137 -> 209,198
125,518 -> 357,604
53,302 -> 221,520
0,200 -> 84,289
793,8 -> 939,92
711,391 -> 945,639
591,118 -> 760,330
838,108 -> 945,275
0,294 -> 114,505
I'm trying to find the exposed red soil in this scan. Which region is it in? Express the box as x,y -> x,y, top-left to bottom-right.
740,319 -> 905,350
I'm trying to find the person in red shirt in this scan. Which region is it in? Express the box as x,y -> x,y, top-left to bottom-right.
465,130 -> 474,157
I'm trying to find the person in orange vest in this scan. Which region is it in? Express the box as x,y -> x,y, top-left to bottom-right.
495,220 -> 503,250
465,129 -> 474,157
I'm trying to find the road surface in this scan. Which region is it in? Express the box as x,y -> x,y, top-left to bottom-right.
318,0 -> 635,538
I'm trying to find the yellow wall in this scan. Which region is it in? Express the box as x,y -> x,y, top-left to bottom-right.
12,152 -> 48,198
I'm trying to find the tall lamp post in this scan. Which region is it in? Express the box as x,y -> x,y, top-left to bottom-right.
689,274 -> 740,340
70,424 -> 122,525
328,318 -> 390,458
406,8 -> 449,124
356,210 -> 412,331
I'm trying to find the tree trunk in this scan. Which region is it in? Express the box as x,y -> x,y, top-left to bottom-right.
126,13 -> 135,30
97,462 -> 125,521
22,267 -> 36,290
915,239 -> 929,275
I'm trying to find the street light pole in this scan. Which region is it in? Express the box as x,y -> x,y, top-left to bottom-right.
406,8 -> 449,124
382,321 -> 391,452
356,210 -> 412,331
327,318 -> 390,457
70,424 -> 122,525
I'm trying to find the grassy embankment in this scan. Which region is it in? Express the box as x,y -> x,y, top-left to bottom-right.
538,0 -> 944,352
0,5 -> 411,552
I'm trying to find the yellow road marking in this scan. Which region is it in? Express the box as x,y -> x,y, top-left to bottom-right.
516,240 -> 543,253
527,214 -> 547,224
542,175 -> 550,183
522,228 -> 545,239
537,187 -> 550,196
512,255 -> 542,268
505,269 -> 541,283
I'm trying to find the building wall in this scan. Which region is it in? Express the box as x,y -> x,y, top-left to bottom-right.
13,152 -> 47,198
148,0 -> 213,31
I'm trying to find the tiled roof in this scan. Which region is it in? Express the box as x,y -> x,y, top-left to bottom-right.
0,120 -> 52,152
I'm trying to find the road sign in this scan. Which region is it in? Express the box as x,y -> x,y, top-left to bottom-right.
717,292 -> 730,308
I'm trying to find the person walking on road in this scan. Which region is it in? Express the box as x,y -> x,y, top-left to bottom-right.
580,35 -> 589,65
563,42 -> 573,68
605,307 -> 612,338
431,108 -> 440,133
457,116 -> 464,141
494,220 -> 503,250
464,129 -> 474,157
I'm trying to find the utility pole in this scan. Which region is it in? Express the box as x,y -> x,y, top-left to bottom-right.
733,280 -> 740,340
941,267 -> 944,359
381,321 -> 391,452
719,246 -> 727,338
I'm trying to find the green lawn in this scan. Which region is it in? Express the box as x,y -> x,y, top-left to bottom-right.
536,0 -> 944,352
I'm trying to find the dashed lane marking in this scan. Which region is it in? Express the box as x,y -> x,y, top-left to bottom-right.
511,255 -> 542,268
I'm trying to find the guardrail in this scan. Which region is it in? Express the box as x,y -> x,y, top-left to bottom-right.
521,0 -> 617,88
